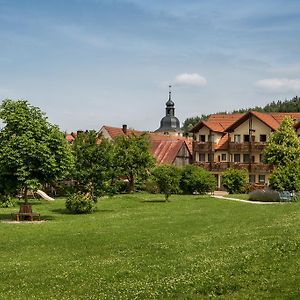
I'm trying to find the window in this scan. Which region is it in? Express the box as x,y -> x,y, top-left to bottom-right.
234,134 -> 241,142
200,135 -> 206,142
259,154 -> 265,163
208,134 -> 215,142
234,154 -> 241,162
249,175 -> 256,183
221,153 -> 227,161
243,154 -> 250,163
251,156 -> 255,163
251,135 -> 255,142
199,153 -> 205,162
260,134 -> 267,142
207,153 -> 213,162
243,134 -> 250,142
259,175 -> 265,183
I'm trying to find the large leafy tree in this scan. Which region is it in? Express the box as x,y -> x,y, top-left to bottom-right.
0,100 -> 73,201
264,116 -> 300,167
72,131 -> 116,197
113,134 -> 155,193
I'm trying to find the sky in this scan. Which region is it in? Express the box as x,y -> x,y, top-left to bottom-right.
0,0 -> 300,132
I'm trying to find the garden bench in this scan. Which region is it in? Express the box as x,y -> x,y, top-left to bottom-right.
279,191 -> 294,202
11,203 -> 41,221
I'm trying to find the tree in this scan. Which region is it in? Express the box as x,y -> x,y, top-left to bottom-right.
221,169 -> 248,194
152,165 -> 181,201
72,131 -> 116,197
264,116 -> 300,167
113,134 -> 155,193
180,165 -> 216,194
0,100 -> 73,202
269,162 -> 300,192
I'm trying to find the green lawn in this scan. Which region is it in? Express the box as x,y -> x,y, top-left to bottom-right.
0,194 -> 300,299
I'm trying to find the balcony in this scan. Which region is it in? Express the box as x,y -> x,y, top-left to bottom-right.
194,162 -> 273,173
193,141 -> 214,152
229,142 -> 267,152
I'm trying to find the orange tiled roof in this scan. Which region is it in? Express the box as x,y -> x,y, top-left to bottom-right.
215,133 -> 229,150
270,112 -> 300,123
190,113 -> 244,133
251,111 -> 279,130
102,125 -> 145,139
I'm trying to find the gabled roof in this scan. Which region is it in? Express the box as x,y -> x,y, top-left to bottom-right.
100,125 -> 192,165
190,114 -> 244,133
270,112 -> 300,123
150,139 -> 190,165
215,133 -> 229,150
225,111 -> 300,132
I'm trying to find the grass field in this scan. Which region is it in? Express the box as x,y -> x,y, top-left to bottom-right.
0,194 -> 300,299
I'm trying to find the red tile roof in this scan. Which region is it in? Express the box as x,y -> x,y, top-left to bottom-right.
102,125 -> 145,139
99,125 -> 192,165
215,133 -> 229,150
190,114 -> 244,133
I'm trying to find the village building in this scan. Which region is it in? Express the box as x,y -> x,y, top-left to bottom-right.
98,125 -> 192,167
190,111 -> 300,188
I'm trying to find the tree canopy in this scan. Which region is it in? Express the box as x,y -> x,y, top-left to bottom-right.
0,100 -> 73,200
152,165 -> 181,201
263,116 -> 300,167
113,134 -> 155,193
71,131 -> 116,197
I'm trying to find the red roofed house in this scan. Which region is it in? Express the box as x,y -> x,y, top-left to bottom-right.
99,125 -> 192,167
190,111 -> 300,188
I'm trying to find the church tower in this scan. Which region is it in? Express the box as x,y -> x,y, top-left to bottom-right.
155,86 -> 182,136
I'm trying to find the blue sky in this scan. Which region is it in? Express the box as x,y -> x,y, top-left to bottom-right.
1,0 -> 300,132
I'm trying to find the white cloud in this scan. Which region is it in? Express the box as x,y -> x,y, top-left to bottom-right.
256,78 -> 300,93
174,73 -> 207,87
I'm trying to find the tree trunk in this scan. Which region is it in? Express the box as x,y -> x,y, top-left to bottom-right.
23,186 -> 28,204
128,174 -> 135,193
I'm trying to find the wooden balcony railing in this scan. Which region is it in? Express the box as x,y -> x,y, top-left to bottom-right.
193,141 -> 214,152
194,162 -> 273,173
228,142 -> 267,152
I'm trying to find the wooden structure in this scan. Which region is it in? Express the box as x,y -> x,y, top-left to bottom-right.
11,204 -> 40,221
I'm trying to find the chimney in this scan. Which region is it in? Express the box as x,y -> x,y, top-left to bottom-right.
122,124 -> 127,135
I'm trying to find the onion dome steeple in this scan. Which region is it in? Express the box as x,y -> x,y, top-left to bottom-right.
155,85 -> 181,135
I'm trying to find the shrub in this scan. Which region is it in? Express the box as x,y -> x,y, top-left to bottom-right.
249,189 -> 280,202
221,169 -> 248,194
152,165 -> 181,201
0,195 -> 15,208
269,163 -> 300,192
143,177 -> 160,194
180,165 -> 216,194
65,193 -> 96,214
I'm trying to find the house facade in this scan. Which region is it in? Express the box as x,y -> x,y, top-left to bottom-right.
191,112 -> 300,188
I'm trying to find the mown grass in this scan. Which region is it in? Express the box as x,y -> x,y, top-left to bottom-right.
0,194 -> 300,299
225,194 -> 250,200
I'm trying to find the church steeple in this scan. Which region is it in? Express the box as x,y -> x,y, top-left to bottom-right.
166,85 -> 175,116
155,85 -> 182,136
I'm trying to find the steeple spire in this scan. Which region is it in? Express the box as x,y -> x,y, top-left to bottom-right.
168,85 -> 172,101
